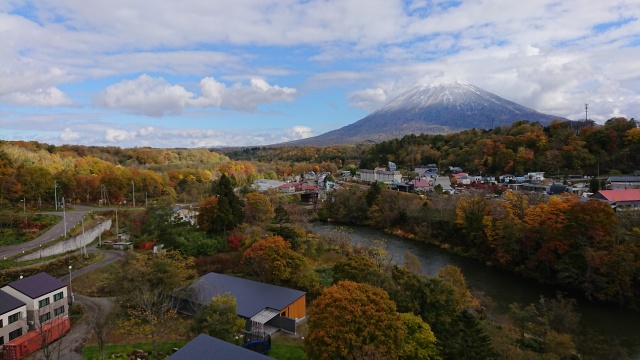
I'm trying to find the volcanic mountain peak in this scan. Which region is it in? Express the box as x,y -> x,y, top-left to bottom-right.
285,80 -> 567,146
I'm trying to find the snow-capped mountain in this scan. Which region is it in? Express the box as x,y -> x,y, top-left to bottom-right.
290,81 -> 566,145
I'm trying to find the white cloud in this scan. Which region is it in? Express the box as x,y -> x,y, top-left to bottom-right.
95,75 -> 196,117
138,126 -> 155,136
220,78 -> 296,111
60,128 -> 81,142
95,74 -> 296,116
1,87 -> 74,107
2,0 -> 640,145
286,126 -> 314,139
105,128 -> 138,143
348,88 -> 390,110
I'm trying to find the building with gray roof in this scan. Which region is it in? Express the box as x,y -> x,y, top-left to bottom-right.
0,290 -> 28,347
180,273 -> 306,335
168,334 -> 272,360
608,176 -> 640,190
1,272 -> 68,329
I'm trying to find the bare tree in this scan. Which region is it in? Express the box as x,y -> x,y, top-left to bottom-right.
90,306 -> 109,360
34,305 -> 67,360
119,251 -> 196,359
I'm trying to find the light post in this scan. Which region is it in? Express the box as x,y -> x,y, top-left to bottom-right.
20,197 -> 26,226
68,265 -> 73,305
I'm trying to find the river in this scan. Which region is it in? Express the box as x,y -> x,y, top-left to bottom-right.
311,222 -> 640,358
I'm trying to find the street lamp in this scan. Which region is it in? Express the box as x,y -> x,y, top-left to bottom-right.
68,265 -> 73,305
20,197 -> 26,225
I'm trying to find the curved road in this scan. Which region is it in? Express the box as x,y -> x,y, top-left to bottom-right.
0,205 -> 120,260
0,209 -> 89,260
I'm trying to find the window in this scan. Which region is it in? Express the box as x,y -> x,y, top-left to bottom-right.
54,306 -> 65,316
39,297 -> 50,308
0,319 -> 3,328
0,336 -> 4,346
53,292 -> 64,301
9,328 -> 22,341
39,312 -> 51,324
8,312 -> 20,324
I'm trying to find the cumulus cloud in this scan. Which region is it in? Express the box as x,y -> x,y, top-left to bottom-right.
2,0 -> 640,145
95,75 -> 196,117
348,88 -> 390,110
95,74 -> 296,116
97,126 -> 314,148
1,87 -> 74,107
286,126 -> 314,139
59,128 -> 81,142
105,128 -> 138,143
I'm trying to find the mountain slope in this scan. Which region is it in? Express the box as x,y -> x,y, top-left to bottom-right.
290,81 -> 566,146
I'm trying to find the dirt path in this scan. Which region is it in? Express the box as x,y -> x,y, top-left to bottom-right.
29,248 -> 125,360
57,294 -> 116,360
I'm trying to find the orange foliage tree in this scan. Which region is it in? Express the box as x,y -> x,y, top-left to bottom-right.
305,281 -> 406,360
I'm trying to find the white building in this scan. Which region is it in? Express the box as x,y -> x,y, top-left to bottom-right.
252,179 -> 286,192
527,172 -> 545,181
0,290 -> 27,349
1,272 -> 68,329
359,167 -> 402,184
499,174 -> 515,183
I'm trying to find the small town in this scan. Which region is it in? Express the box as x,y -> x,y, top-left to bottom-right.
2,1 -> 640,359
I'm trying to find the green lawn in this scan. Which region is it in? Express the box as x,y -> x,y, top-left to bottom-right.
82,341 -> 187,360
270,337 -> 307,360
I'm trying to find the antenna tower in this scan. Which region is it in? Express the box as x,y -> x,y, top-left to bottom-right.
585,103 -> 588,122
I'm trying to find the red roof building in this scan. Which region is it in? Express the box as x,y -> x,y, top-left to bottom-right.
591,189 -> 640,211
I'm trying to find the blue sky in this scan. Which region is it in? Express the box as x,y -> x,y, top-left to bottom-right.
1,0 -> 639,148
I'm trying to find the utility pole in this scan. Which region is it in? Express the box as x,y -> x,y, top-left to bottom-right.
81,217 -> 87,257
54,180 -> 58,211
62,197 -> 67,237
115,208 -> 119,239
21,197 -> 26,226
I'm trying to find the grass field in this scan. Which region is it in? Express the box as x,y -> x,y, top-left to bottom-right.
270,335 -> 307,360
72,260 -> 125,296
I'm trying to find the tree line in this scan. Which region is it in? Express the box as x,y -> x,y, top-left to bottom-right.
359,118 -> 640,176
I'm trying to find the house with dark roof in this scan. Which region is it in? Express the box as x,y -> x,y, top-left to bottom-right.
180,273 -> 306,334
168,334 -> 272,360
591,189 -> 640,211
0,272 -> 68,329
607,176 -> 640,190
0,290 -> 28,349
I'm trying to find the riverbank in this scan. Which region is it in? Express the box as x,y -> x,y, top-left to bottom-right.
311,222 -> 640,358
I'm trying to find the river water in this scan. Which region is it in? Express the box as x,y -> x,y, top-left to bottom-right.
311,222 -> 640,357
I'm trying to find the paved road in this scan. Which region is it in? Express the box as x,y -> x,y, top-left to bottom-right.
0,209 -> 89,259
